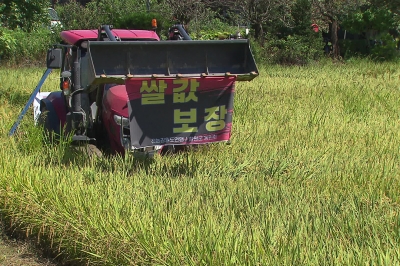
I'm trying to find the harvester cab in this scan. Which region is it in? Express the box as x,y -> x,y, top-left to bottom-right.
9,24 -> 259,156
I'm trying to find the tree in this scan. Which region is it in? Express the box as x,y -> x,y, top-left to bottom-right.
341,4 -> 398,58
343,6 -> 395,43
370,0 -> 400,16
161,0 -> 208,26
370,0 -> 400,41
225,0 -> 294,43
292,0 -> 314,34
0,0 -> 49,32
312,0 -> 367,58
154,0 -> 220,35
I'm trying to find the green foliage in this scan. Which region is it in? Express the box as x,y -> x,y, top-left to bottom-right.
56,0 -> 148,30
0,28 -> 17,60
188,18 -> 247,40
0,0 -> 49,32
339,6 -> 399,60
177,16 -> 248,41
191,31 -> 231,40
263,33 -> 322,65
369,0 -> 400,17
0,28 -> 61,65
1,0 -> 399,66
248,40 -> 269,63
370,33 -> 399,61
340,39 -> 369,58
191,29 -> 246,41
292,0 -> 312,33
246,0 -> 324,65
89,0 -> 147,24
115,12 -> 171,38
56,1 -> 104,30
161,0 -> 214,27
343,7 -> 396,35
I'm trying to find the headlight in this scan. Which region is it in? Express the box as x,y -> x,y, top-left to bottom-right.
113,115 -> 129,128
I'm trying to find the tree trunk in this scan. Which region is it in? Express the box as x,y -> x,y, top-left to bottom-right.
254,22 -> 264,46
331,20 -> 339,58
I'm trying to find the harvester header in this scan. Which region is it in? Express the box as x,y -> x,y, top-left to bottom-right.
10,24 -> 259,157
81,39 -> 258,88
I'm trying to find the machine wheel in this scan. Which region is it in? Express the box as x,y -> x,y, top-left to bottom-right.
37,105 -> 55,142
39,104 -> 102,158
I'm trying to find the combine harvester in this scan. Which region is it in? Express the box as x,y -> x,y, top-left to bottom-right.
9,22 -> 258,156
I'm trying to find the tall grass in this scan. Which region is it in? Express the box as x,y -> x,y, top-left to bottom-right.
0,61 -> 399,265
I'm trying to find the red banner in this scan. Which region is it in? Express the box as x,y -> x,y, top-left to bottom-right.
126,76 -> 236,148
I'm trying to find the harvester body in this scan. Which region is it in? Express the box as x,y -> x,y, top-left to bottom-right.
15,25 -> 258,156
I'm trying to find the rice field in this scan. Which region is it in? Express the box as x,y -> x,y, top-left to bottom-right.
0,60 -> 399,265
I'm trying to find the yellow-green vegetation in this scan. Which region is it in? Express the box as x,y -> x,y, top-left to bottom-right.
0,60 -> 399,265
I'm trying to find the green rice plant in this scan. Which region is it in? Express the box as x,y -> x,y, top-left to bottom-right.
0,61 -> 399,265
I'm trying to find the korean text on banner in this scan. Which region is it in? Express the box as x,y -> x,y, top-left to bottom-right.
126,76 -> 236,148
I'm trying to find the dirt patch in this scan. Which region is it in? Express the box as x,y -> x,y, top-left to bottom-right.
0,227 -> 57,266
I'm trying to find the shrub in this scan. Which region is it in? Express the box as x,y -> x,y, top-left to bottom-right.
340,39 -> 369,58
187,18 -> 248,40
56,1 -> 105,30
0,0 -> 49,32
0,27 -> 17,61
263,33 -> 322,65
249,40 -> 271,64
370,33 -> 399,61
0,28 -> 61,66
191,30 -> 236,40
56,0 -> 148,30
